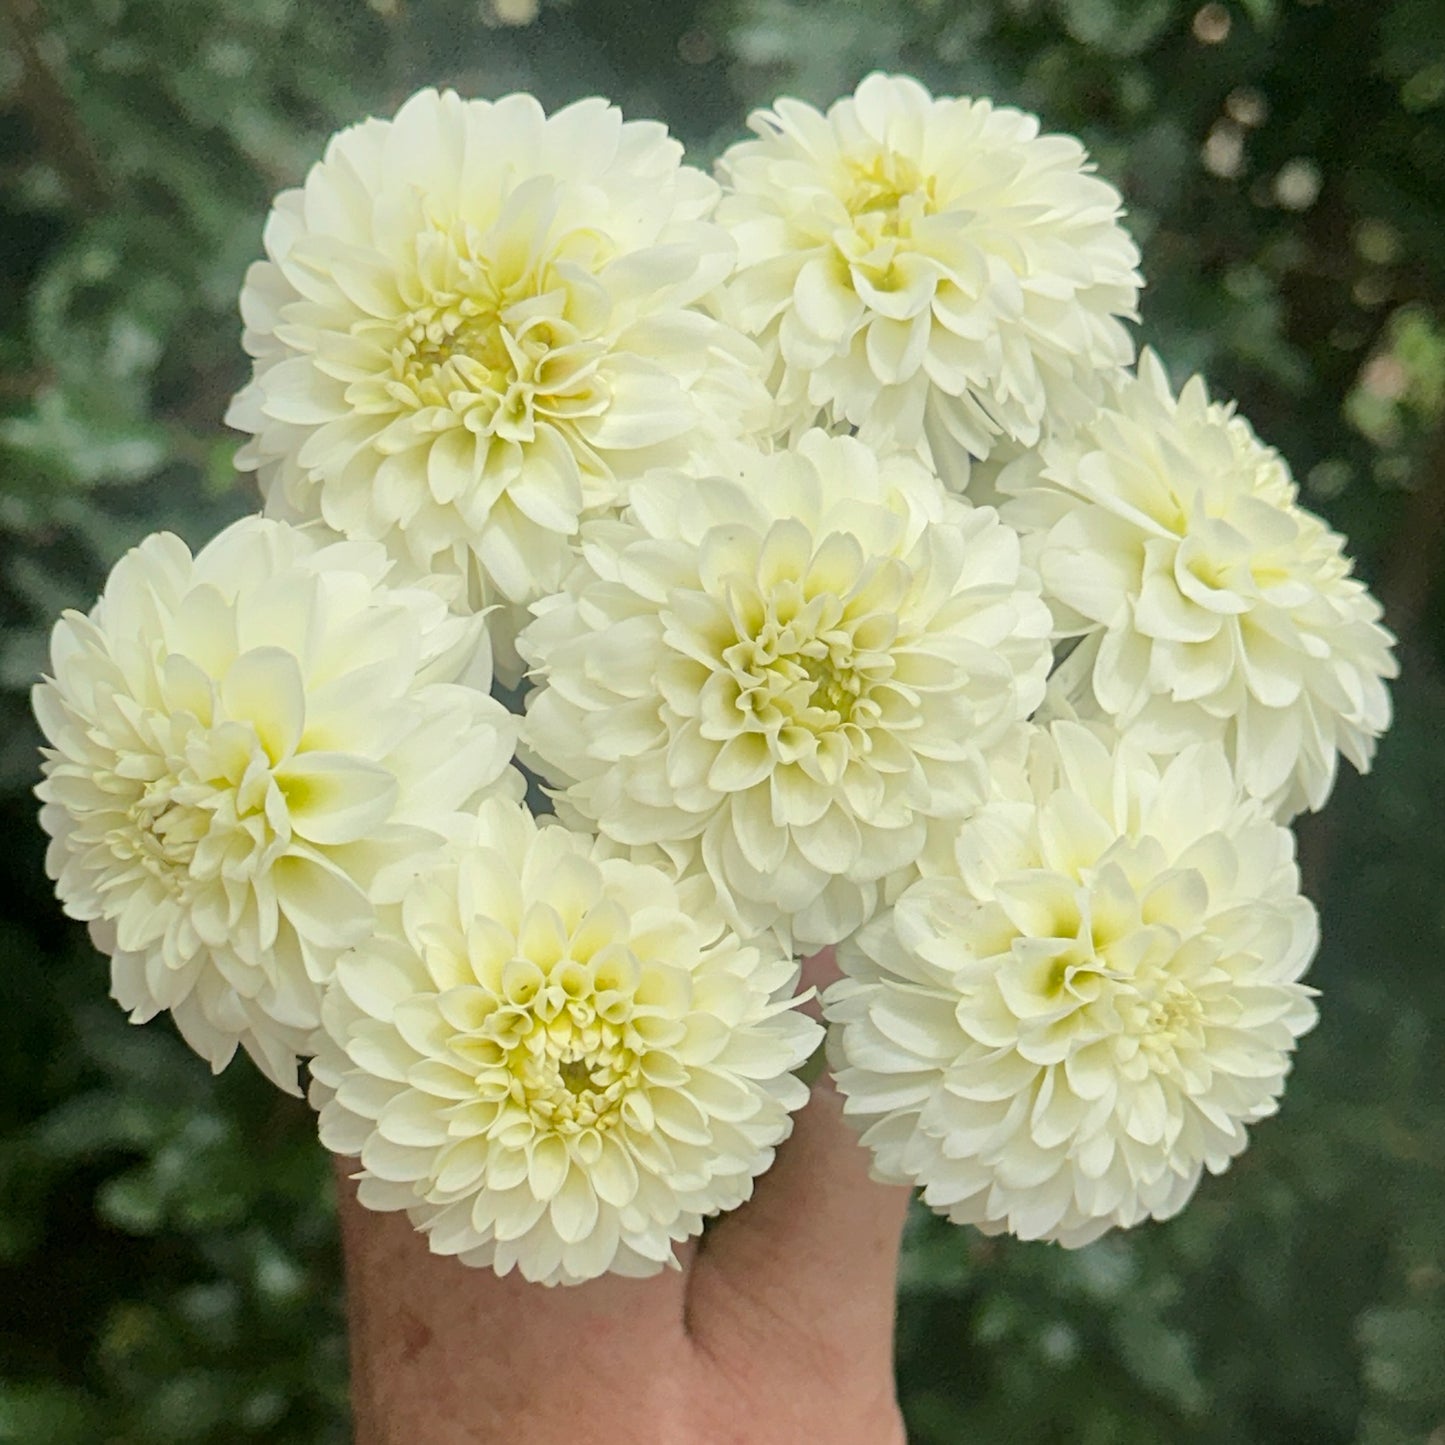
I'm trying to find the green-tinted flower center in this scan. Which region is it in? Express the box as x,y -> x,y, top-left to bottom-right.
1136,978 -> 1206,1064
724,596 -> 894,741
510,1012 -> 641,1132
342,224 -> 616,443
797,649 -> 862,719
445,946 -> 658,1137
392,303 -> 514,398
846,148 -> 936,220
1001,891 -> 1210,1078
117,725 -> 282,887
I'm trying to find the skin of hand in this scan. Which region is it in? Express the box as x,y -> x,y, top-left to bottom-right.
335,949 -> 913,1445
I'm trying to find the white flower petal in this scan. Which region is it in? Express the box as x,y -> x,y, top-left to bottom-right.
229,87 -> 767,680
1004,353 -> 1397,819
520,431 -> 1051,948
827,720 -> 1320,1247
33,516 -> 519,1089
313,799 -> 820,1286
717,73 -> 1141,463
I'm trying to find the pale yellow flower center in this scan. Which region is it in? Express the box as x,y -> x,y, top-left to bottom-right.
1135,978 -> 1206,1061
795,649 -> 863,719
509,1012 -> 642,1133
845,148 -> 937,223
723,591 -> 893,742
734,635 -> 868,731
1046,956 -> 1206,1074
447,950 -> 658,1138
132,785 -> 206,873
1007,889 -> 1209,1078
835,149 -> 941,296
391,303 -> 515,400
348,224 -> 614,442
112,724 -> 282,890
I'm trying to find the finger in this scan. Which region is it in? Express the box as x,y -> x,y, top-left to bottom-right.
683,950 -> 912,1371
335,1162 -> 694,1442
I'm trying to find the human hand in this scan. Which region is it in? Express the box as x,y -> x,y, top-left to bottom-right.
335,951 -> 911,1445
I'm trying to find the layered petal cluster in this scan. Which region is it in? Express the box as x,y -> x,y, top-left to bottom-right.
521,430 -> 1052,948
226,88 -> 764,645
34,517 -> 519,1090
827,722 -> 1319,1246
1000,352 -> 1398,817
716,72 -> 1141,467
312,798 -> 819,1285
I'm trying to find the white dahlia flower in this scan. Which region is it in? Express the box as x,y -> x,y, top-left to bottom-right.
33,517 -> 520,1091
716,72 -> 1141,466
1000,351 -> 1398,817
226,88 -> 764,639
520,430 -> 1052,949
826,721 -> 1319,1247
312,798 -> 819,1286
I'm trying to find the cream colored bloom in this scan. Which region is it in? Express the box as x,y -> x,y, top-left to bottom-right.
312,798 -> 819,1285
33,517 -> 519,1091
717,73 -> 1140,465
1000,351 -> 1398,817
827,722 -> 1319,1246
520,430 -> 1052,948
226,88 -> 764,647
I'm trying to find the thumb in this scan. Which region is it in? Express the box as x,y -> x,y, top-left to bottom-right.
683,949 -> 912,1369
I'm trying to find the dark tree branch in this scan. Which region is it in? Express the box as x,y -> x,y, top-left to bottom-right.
0,0 -> 109,212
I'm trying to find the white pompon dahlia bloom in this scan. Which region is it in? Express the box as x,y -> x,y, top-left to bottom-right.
716,72 -> 1141,467
826,722 -> 1319,1247
225,88 -> 764,632
520,430 -> 1052,948
33,517 -> 520,1091
1000,351 -> 1398,818
312,798 -> 820,1286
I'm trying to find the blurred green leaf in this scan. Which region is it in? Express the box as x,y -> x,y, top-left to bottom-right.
0,1382 -> 98,1445
0,388 -> 170,488
1054,0 -> 1175,57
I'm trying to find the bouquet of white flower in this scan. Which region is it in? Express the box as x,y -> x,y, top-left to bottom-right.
33,75 -> 1397,1286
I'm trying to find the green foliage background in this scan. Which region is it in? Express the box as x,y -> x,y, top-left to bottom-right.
2,1 -> 1442,1440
